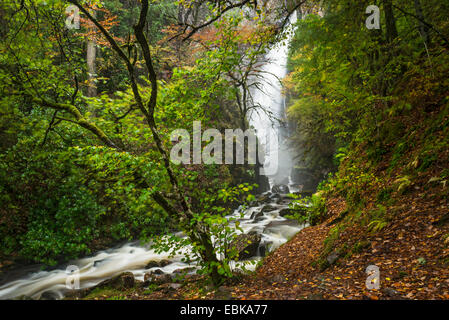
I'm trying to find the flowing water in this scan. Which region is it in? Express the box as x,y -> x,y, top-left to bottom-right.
0,196 -> 305,300
0,13 -> 300,300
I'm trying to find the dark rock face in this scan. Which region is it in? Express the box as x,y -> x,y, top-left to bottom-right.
290,168 -> 321,192
256,175 -> 270,193
258,241 -> 271,257
271,184 -> 290,194
229,232 -> 262,260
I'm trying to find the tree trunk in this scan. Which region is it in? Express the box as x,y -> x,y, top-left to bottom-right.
86,38 -> 97,97
383,0 -> 398,43
86,10 -> 97,97
414,0 -> 429,47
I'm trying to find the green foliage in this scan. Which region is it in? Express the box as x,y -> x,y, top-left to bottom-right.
150,183 -> 258,283
287,192 -> 326,226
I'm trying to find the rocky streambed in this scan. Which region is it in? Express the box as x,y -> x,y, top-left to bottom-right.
0,185 -> 308,300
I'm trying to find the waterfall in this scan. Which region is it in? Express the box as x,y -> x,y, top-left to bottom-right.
250,11 -> 297,188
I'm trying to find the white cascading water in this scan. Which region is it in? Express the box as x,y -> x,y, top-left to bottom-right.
0,12 -> 300,300
250,11 -> 297,188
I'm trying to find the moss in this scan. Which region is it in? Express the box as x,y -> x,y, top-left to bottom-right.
315,224 -> 345,271
352,240 -> 371,254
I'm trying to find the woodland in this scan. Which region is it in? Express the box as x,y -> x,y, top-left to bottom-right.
0,0 -> 449,300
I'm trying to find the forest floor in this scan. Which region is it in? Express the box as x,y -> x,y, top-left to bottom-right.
139,196 -> 449,300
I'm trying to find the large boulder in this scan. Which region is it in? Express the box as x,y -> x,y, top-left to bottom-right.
95,272 -> 135,290
145,259 -> 171,269
271,184 -> 290,194
144,271 -> 172,285
229,232 -> 261,260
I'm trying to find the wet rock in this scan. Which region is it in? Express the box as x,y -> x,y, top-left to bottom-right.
149,268 -> 164,275
271,184 -> 290,194
249,200 -> 260,207
122,272 -> 135,288
260,205 -> 277,213
269,193 -> 281,201
257,192 -> 273,203
96,272 -> 135,290
229,232 -> 261,260
93,259 -> 105,267
144,272 -> 172,285
250,210 -> 263,220
145,259 -> 171,269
